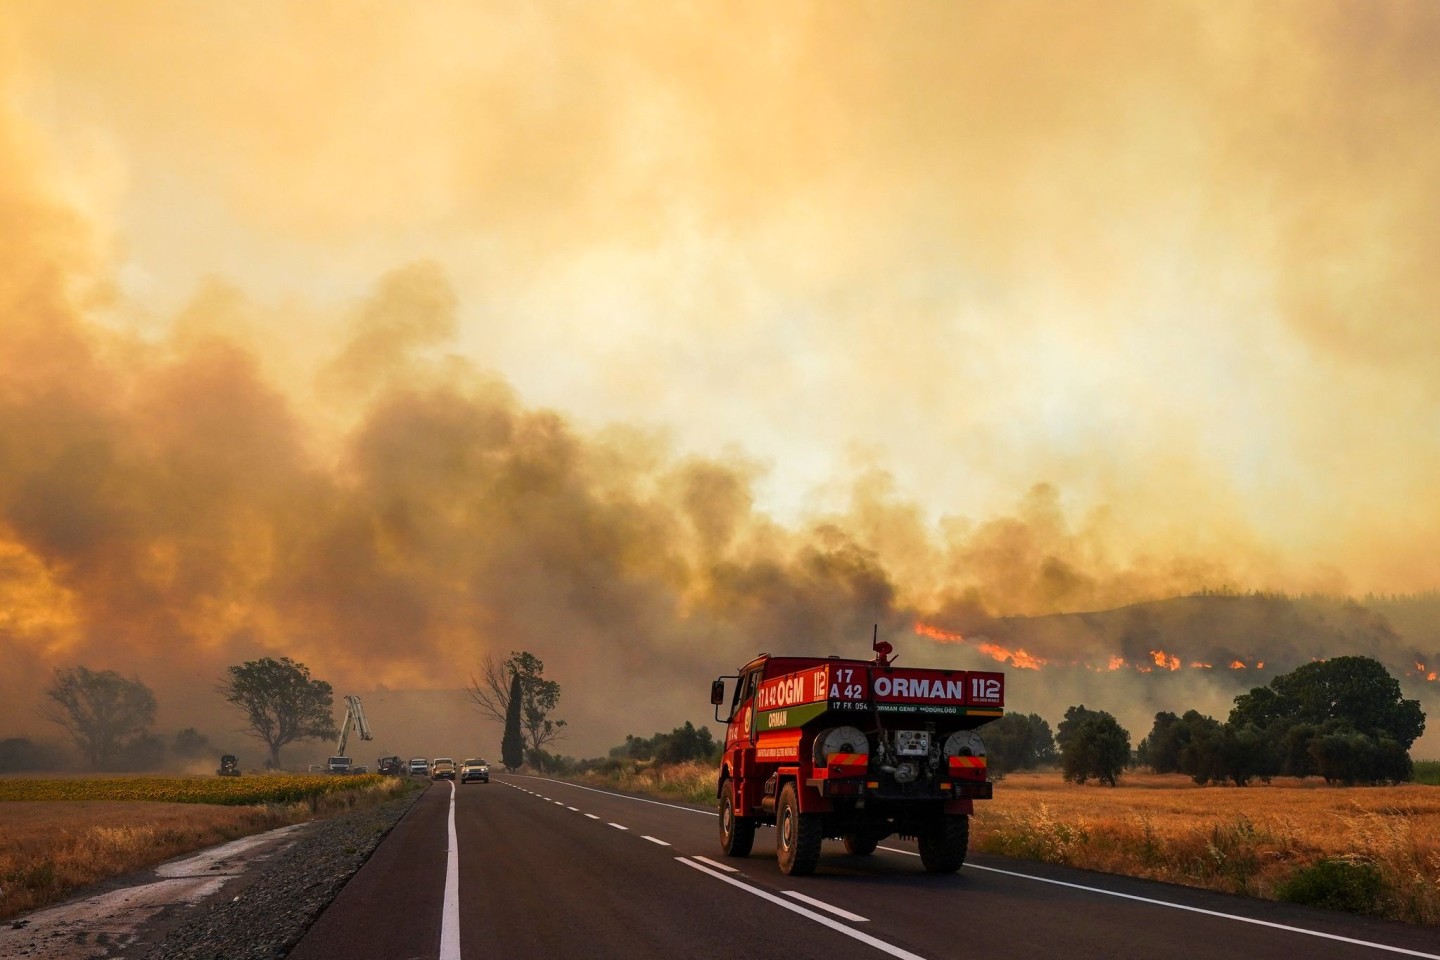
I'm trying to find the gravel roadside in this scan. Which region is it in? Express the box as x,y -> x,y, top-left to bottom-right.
143,787 -> 423,960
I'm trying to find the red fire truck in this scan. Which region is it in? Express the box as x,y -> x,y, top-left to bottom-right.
710,636 -> 1002,875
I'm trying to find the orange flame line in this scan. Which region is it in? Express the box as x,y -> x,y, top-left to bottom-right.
914,622 -> 965,644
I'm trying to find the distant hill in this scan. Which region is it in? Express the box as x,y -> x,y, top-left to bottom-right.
914,592 -> 1440,760
940,592 -> 1440,683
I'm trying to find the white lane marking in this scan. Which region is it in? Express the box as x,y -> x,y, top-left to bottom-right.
514,775 -> 717,815
877,846 -> 1440,960
781,890 -> 869,922
553,800 -> 565,806
642,836 -> 671,847
567,806 -> 579,811
677,858 -> 929,960
608,822 -> 629,831
439,781 -> 461,960
691,855 -> 739,873
585,813 -> 601,820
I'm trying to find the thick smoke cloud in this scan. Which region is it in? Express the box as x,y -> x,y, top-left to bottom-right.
2,3 -> 1438,759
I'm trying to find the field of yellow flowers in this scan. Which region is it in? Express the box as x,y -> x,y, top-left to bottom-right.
0,773 -> 414,921
0,772 -> 386,805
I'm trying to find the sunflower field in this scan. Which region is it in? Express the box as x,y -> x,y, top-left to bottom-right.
0,773 -> 386,805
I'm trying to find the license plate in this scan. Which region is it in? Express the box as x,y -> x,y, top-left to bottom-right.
894,730 -> 930,756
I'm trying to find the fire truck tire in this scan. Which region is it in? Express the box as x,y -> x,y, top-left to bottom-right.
776,782 -> 822,876
843,832 -> 879,856
719,780 -> 755,857
918,815 -> 969,873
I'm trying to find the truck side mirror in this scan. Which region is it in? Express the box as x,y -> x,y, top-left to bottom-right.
710,679 -> 726,706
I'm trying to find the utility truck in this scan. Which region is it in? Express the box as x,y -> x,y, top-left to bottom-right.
710,634 -> 1003,875
326,695 -> 373,774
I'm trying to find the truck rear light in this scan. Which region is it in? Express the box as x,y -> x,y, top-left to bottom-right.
947,755 -> 987,780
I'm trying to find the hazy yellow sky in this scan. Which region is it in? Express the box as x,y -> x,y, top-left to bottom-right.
2,2 -> 1438,755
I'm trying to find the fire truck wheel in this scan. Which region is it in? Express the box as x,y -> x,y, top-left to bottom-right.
719,780 -> 755,857
843,832 -> 879,856
918,815 -> 969,873
776,782 -> 822,876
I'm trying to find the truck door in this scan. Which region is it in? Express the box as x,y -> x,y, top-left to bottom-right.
725,667 -> 761,751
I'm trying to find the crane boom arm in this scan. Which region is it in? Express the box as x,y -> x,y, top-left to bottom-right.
334,695 -> 374,757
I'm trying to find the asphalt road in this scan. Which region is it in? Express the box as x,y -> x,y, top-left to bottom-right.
288,775 -> 1440,960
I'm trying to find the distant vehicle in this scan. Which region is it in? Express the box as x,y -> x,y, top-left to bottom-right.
431,758 -> 457,781
377,756 -> 404,776
327,695 -> 374,774
460,758 -> 490,783
217,754 -> 240,777
408,757 -> 430,776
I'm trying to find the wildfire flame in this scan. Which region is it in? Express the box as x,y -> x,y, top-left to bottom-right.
914,622 -> 964,644
1150,650 -> 1181,671
913,622 -> 1044,669
978,643 -> 1047,670
1230,660 -> 1246,669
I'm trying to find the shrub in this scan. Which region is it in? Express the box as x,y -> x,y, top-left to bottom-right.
1276,858 -> 1385,915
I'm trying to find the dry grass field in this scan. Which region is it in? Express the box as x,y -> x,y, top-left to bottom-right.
0,775 -> 415,921
973,773 -> 1440,924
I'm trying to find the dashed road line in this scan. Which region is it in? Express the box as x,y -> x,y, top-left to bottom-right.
641,836 -> 671,846
677,858 -> 929,960
691,855 -> 738,873
608,822 -> 629,830
514,775 -> 717,815
782,890 -> 869,922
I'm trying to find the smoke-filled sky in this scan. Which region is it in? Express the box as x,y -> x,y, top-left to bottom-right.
2,2 -> 1439,760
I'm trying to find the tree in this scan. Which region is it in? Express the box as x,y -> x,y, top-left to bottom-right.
1137,711 -> 1183,773
468,650 -> 566,752
42,666 -> 157,769
610,722 -> 719,765
1228,657 -> 1424,785
1056,705 -> 1130,786
501,671 -> 524,771
1229,656 -> 1424,749
171,727 -> 214,762
219,657 -> 337,769
984,712 -> 1056,776
0,737 -> 49,772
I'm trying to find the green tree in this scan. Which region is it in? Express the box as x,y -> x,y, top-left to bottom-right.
984,712 -> 1056,776
219,657 -> 337,769
468,650 -> 566,752
1228,657 -> 1423,784
1137,711 -> 1183,773
1229,656 -> 1424,749
42,666 -> 157,769
612,722 -> 719,765
1056,705 -> 1130,786
501,671 -> 524,771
